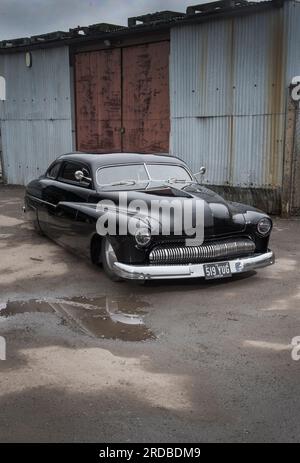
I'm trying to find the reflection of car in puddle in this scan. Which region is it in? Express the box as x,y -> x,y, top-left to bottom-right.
0,296 -> 155,342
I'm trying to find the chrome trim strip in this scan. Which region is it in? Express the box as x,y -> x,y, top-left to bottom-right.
113,251 -> 275,280
27,194 -> 56,208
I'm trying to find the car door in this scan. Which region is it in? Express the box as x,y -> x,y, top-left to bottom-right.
41,160 -> 94,248
36,160 -> 62,232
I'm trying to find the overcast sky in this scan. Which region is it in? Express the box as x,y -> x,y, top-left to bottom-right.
0,0 -> 195,40
0,0 -> 264,40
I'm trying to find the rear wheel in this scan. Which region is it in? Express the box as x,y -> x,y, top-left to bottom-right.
101,237 -> 123,282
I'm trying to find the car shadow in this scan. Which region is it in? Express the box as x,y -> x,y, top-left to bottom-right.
127,270 -> 257,291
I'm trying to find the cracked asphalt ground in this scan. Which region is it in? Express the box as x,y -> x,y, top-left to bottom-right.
1,185 -> 300,442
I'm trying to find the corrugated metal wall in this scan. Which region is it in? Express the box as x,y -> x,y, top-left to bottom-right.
0,46 -> 73,185
170,7 -> 285,193
284,0 -> 300,85
285,1 -> 300,214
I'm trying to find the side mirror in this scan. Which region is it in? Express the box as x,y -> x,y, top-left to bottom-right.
75,170 -> 92,183
75,170 -> 84,181
194,166 -> 206,177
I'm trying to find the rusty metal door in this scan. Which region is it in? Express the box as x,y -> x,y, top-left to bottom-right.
75,41 -> 170,154
75,49 -> 122,152
122,42 -> 170,153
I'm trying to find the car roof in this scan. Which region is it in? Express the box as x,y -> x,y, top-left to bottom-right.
57,152 -> 187,168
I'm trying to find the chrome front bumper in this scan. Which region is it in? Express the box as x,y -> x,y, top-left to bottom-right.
114,251 -> 275,280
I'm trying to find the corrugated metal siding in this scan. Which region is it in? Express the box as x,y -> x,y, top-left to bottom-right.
0,46 -> 72,185
284,0 -> 300,85
170,7 -> 285,189
285,1 -> 300,214
171,117 -> 231,185
171,114 -> 285,188
1,120 -> 72,185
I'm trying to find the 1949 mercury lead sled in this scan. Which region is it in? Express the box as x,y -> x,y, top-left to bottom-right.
24,152 -> 274,282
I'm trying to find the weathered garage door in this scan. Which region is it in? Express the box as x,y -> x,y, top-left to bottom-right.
75,49 -> 122,152
122,42 -> 170,153
75,41 -> 170,153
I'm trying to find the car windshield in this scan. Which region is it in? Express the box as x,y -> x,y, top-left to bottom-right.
96,163 -> 193,190
146,164 -> 192,183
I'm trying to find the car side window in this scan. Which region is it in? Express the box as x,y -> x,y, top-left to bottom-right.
59,162 -> 92,188
46,161 -> 61,179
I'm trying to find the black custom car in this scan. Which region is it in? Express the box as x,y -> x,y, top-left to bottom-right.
24,152 -> 274,282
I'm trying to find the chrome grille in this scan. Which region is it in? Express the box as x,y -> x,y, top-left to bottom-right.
149,238 -> 255,265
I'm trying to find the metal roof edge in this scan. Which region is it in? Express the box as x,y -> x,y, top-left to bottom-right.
0,0 -> 285,54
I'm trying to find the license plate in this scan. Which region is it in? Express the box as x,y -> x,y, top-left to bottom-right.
203,262 -> 232,280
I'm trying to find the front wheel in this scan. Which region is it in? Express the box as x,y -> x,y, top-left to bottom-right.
101,237 -> 123,282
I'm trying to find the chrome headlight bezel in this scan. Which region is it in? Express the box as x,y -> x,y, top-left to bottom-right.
256,217 -> 272,237
135,227 -> 152,247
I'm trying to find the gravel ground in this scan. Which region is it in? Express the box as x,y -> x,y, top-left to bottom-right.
0,185 -> 300,443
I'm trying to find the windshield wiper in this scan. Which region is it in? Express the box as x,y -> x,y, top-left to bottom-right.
167,177 -> 195,184
102,180 -> 137,187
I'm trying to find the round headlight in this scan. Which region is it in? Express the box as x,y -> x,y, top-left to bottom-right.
257,218 -> 272,236
135,228 -> 151,247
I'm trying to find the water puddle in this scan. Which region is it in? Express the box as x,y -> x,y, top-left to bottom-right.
0,296 -> 155,342
0,300 -> 53,316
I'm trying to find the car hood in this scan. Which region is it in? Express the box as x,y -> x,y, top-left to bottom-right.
92,183 -> 248,238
